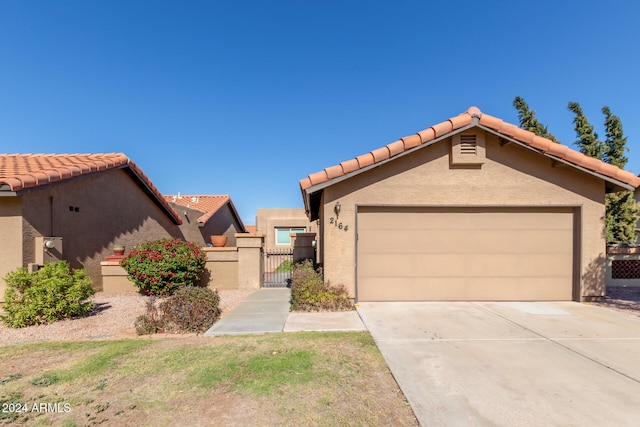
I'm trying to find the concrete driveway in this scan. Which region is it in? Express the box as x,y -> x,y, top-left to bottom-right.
357,301 -> 640,427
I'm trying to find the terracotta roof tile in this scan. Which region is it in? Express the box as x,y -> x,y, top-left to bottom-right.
325,165 -> 344,179
299,106 -> 640,192
387,140 -> 405,157
478,114 -> 503,130
431,121 -> 453,138
498,122 -> 520,138
546,142 -> 569,158
403,133 -> 423,148
309,170 -> 329,186
0,153 -> 182,224
563,149 -> 584,165
415,129 -> 435,145
449,112 -> 472,129
340,159 -> 360,174
300,177 -> 313,190
530,135 -> 553,152
617,169 -> 638,184
165,194 -> 233,225
356,153 -> 375,168
371,146 -> 391,163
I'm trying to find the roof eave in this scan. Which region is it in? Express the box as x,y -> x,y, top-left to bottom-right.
123,166 -> 183,225
304,123 -> 476,196
301,124 -> 478,220
478,125 -> 637,192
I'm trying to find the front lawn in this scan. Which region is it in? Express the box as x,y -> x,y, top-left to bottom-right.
0,332 -> 417,426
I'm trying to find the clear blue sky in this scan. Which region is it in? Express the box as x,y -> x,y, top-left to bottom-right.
1,1 -> 639,224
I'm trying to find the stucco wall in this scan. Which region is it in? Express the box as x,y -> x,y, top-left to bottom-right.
18,169 -> 184,292
256,208 -> 317,249
0,198 -> 23,298
204,205 -> 244,247
174,205 -> 208,246
319,131 -> 606,300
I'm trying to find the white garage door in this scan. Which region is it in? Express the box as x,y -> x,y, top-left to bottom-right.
357,207 -> 575,301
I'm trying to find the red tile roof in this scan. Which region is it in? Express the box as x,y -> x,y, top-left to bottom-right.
299,106 -> 640,191
165,194 -> 246,231
0,153 -> 182,224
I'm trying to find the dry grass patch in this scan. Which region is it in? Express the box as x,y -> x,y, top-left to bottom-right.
0,332 -> 417,426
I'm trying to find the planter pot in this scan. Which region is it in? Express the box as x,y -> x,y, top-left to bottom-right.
210,235 -> 228,247
113,245 -> 125,256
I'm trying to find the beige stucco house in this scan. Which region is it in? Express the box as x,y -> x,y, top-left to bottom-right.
299,106 -> 640,302
165,194 -> 246,247
256,208 -> 318,250
0,153 -> 220,300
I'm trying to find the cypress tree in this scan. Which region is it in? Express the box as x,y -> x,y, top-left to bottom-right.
568,101 -> 603,160
567,102 -> 637,243
513,96 -> 558,142
602,106 -> 628,168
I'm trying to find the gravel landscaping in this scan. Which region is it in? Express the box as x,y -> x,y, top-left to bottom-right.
0,289 -> 254,346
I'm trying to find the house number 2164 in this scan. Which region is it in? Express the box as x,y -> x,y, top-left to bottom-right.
329,217 -> 349,232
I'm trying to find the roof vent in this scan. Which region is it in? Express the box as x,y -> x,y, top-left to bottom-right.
451,131 -> 485,166
191,197 -> 198,203
460,134 -> 477,155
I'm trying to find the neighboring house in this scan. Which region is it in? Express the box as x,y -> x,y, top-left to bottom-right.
0,153 -> 186,299
299,106 -> 640,302
256,208 -> 318,249
164,194 -> 246,247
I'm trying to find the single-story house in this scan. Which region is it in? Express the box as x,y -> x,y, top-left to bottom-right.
299,106 -> 640,302
0,153 -> 188,298
165,194 -> 246,247
256,208 -> 319,250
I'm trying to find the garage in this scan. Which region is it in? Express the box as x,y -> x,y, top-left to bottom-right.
356,206 -> 576,302
299,107 -> 640,302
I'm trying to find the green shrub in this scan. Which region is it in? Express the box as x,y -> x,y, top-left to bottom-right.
120,238 -> 207,296
1,261 -> 95,328
275,259 -> 294,273
290,260 -> 354,312
135,287 -> 221,335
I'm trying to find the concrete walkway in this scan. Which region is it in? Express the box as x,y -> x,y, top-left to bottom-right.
204,288 -> 365,336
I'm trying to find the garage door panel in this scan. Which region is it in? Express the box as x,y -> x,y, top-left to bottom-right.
358,276 -> 572,301
358,210 -> 573,231
359,253 -> 572,278
357,208 -> 575,301
359,229 -> 573,255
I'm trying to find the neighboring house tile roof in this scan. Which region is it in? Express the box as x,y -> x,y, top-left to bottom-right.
299,106 -> 640,191
245,225 -> 257,234
0,153 -> 182,224
165,194 -> 246,231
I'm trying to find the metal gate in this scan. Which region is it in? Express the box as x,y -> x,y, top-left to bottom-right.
262,248 -> 294,288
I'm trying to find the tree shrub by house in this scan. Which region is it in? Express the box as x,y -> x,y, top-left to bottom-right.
1,261 -> 95,328
290,260 -> 354,311
134,286 -> 221,334
121,238 -> 207,296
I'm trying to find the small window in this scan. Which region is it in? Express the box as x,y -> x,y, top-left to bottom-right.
276,227 -> 306,245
